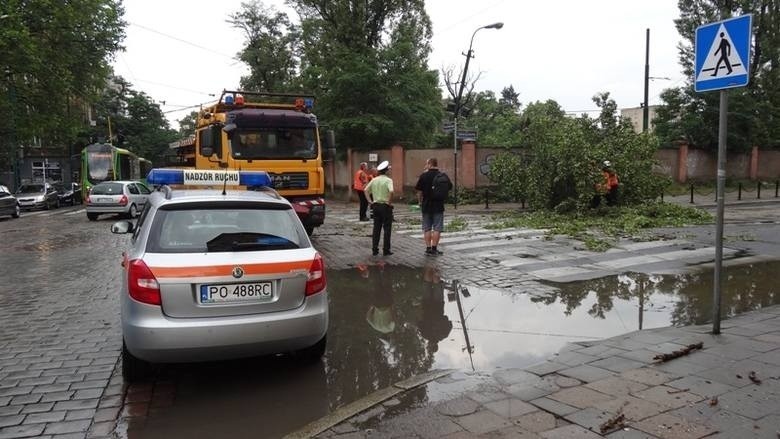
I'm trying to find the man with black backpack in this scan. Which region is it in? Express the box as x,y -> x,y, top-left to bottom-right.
415,157 -> 453,256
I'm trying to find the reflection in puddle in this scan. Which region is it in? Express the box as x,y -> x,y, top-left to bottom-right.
330,260 -> 780,375
120,260 -> 780,438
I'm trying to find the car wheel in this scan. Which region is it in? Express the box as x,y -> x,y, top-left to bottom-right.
305,225 -> 315,236
12,204 -> 20,218
128,204 -> 138,218
295,335 -> 327,363
87,213 -> 99,221
122,342 -> 153,383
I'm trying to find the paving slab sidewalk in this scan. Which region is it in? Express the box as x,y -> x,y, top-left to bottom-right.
305,305 -> 780,438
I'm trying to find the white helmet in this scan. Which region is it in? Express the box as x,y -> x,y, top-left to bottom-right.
603,160 -> 612,168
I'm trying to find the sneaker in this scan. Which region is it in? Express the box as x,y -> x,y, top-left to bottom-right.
425,248 -> 433,255
372,250 -> 379,256
383,250 -> 393,256
432,249 -> 443,256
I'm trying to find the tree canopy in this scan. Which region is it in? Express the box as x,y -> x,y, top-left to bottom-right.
488,93 -> 665,211
654,0 -> 780,150
229,0 -> 443,149
81,76 -> 178,164
0,0 -> 126,168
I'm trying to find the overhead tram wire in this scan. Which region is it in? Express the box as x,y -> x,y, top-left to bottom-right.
129,22 -> 236,60
129,78 -> 216,97
436,0 -> 510,34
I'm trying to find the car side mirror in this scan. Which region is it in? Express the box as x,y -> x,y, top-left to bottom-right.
111,220 -> 134,234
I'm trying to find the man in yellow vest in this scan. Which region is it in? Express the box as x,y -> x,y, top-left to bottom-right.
363,160 -> 394,256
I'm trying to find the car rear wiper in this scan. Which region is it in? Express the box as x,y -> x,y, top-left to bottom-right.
206,232 -> 299,252
230,241 -> 298,251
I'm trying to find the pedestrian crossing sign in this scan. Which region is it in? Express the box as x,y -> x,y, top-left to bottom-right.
694,15 -> 752,92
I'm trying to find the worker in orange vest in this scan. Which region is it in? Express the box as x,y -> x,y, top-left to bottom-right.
354,162 -> 370,221
593,160 -> 619,207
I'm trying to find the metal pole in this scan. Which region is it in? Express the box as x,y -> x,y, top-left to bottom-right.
453,118 -> 458,210
451,23 -> 502,210
643,28 -> 650,132
6,68 -> 19,191
712,90 -> 728,334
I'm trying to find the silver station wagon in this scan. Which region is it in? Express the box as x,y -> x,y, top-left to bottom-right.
111,169 -> 328,382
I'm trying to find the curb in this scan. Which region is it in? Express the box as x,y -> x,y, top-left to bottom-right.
283,369 -> 454,439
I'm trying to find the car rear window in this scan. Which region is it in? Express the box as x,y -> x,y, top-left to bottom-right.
147,203 -> 309,253
91,183 -> 124,195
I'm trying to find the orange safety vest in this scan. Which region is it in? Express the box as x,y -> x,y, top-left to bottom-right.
597,171 -> 619,193
606,171 -> 619,190
353,169 -> 368,191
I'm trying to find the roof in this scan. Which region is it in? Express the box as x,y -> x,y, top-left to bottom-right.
149,188 -> 287,206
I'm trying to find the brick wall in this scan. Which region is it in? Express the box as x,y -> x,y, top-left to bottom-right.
335,146 -> 780,198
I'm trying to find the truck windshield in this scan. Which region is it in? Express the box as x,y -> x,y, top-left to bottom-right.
230,128 -> 317,160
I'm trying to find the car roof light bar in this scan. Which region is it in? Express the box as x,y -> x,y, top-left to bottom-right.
146,168 -> 272,188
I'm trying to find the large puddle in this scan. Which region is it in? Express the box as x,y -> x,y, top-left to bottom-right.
122,260 -> 780,438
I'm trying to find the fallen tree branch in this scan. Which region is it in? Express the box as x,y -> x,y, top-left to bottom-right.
652,342 -> 703,363
599,413 -> 626,434
667,388 -> 690,394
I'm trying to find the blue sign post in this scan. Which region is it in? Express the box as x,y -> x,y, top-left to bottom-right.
694,14 -> 752,335
694,15 -> 752,92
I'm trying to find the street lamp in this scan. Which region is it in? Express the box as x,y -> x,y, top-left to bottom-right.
452,22 -> 503,209
4,67 -> 19,191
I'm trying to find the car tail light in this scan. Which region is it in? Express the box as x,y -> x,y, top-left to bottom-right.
305,253 -> 326,296
127,259 -> 161,305
118,195 -> 128,206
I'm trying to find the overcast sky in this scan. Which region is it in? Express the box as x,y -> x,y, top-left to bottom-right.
112,0 -> 687,129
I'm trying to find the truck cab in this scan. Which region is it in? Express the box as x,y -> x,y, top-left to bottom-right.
195,91 -> 334,235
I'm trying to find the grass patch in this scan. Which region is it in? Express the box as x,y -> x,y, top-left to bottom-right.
444,216 -> 468,233
487,201 -> 712,251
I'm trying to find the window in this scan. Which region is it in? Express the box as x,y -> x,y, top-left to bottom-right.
136,183 -> 151,194
90,183 -> 124,195
148,204 -> 308,253
128,184 -> 140,195
231,127 -> 317,160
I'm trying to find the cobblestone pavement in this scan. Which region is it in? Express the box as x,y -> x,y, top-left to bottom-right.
0,207 -> 126,439
2,197 -> 780,439
308,305 -> 780,439
298,199 -> 780,438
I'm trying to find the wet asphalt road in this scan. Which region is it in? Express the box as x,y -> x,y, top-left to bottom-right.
2,201 -> 780,438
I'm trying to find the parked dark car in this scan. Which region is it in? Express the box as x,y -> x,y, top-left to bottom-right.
54,182 -> 82,206
15,183 -> 59,210
0,185 -> 20,219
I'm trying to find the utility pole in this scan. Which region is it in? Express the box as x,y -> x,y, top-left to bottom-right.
452,22 -> 503,209
643,28 -> 650,132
